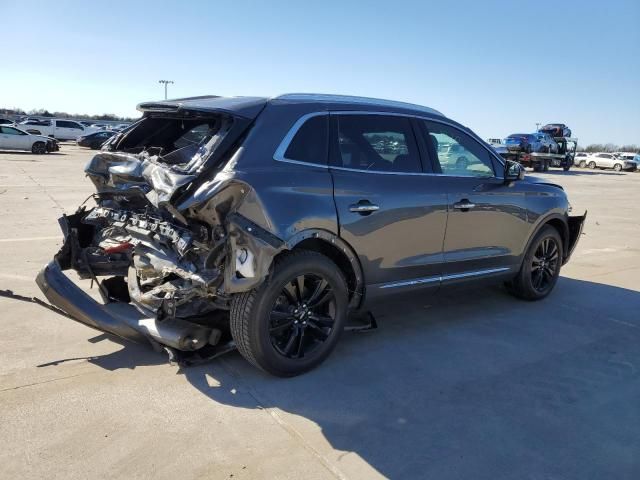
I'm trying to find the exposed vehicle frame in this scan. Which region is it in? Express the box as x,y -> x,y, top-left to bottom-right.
36,94 -> 586,376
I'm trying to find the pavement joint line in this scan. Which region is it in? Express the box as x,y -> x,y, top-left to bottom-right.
219,357 -> 350,480
17,164 -> 65,212
0,236 -> 61,243
0,372 -> 94,393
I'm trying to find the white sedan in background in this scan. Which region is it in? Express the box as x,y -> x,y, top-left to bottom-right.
0,125 -> 58,154
586,152 -> 637,172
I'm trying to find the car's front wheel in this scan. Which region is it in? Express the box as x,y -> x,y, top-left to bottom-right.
230,250 -> 348,377
31,142 -> 46,154
579,160 -> 586,168
506,225 -> 563,301
588,161 -> 597,169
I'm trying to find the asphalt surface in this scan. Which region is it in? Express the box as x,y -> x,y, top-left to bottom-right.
1,145 -> 639,479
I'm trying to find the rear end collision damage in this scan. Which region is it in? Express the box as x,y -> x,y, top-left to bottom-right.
37,99 -> 291,364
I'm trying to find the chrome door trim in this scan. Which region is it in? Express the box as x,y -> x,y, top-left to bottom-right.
377,267 -> 511,290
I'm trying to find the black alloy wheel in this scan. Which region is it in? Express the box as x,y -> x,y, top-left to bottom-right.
505,225 -> 563,301
269,273 -> 336,359
230,250 -> 348,376
530,237 -> 560,293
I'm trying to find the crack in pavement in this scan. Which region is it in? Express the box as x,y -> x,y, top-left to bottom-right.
0,372 -> 93,393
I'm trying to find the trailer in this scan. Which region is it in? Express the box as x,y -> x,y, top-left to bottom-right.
500,137 -> 578,172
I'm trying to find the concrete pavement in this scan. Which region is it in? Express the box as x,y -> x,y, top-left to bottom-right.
1,146 -> 639,479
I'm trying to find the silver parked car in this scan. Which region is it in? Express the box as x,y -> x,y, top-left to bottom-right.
587,152 -> 638,172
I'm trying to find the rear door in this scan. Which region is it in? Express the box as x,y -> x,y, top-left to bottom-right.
55,120 -> 84,140
421,120 -> 529,282
329,113 -> 448,298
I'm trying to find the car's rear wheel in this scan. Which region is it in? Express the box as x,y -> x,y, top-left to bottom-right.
31,142 -> 46,154
506,225 -> 563,301
613,163 -> 622,172
588,161 -> 596,169
230,250 -> 348,377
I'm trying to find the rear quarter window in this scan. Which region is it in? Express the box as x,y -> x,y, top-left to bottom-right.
281,115 -> 328,165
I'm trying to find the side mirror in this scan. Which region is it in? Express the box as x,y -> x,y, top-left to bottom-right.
504,159 -> 525,182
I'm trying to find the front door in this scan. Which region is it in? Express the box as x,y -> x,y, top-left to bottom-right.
0,126 -> 30,150
422,120 -> 529,281
329,114 -> 448,298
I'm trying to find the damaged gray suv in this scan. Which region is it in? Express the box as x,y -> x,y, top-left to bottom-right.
36,94 -> 586,376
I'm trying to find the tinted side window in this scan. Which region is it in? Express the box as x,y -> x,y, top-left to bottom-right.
335,115 -> 421,173
423,121 -> 495,177
283,115 -> 328,165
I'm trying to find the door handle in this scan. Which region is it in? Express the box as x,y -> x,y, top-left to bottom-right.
349,200 -> 380,215
453,200 -> 476,210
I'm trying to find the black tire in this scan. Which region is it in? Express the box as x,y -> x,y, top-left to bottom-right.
230,250 -> 348,377
533,162 -> 543,172
31,142 -> 46,154
588,161 -> 596,169
543,160 -> 550,171
613,163 -> 622,172
579,160 -> 586,168
506,225 -> 563,301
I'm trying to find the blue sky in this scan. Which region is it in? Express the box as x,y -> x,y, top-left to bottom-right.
1,0 -> 638,145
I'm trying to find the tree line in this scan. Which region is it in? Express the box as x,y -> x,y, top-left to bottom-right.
577,144 -> 639,153
0,107 -> 137,122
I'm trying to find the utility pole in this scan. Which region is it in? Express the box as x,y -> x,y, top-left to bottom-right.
535,123 -> 540,132
158,80 -> 174,100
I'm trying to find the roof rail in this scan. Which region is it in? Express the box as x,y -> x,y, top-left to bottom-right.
274,93 -> 444,116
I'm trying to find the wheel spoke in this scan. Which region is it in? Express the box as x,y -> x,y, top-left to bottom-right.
306,321 -> 329,341
294,275 -> 306,303
282,328 -> 300,355
307,278 -> 329,306
295,329 -> 306,358
309,313 -> 334,328
270,319 -> 294,335
282,283 -> 297,304
309,288 -> 334,309
270,310 -> 291,322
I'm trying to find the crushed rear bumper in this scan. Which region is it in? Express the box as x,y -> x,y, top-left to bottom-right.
36,260 -> 214,351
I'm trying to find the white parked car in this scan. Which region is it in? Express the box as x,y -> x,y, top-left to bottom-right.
573,152 -> 591,167
18,119 -> 99,140
587,152 -> 637,172
0,125 -> 58,154
614,152 -> 640,164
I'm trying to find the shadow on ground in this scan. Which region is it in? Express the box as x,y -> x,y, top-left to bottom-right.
38,277 -> 640,479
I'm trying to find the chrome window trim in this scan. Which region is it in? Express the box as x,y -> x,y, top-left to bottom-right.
378,267 -> 511,289
273,110 -> 505,178
273,112 -> 328,165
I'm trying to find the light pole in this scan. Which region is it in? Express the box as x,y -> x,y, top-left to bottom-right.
535,122 -> 540,132
158,80 -> 174,100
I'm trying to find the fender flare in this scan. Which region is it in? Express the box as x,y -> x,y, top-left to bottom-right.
286,228 -> 365,309
522,212 -> 570,263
